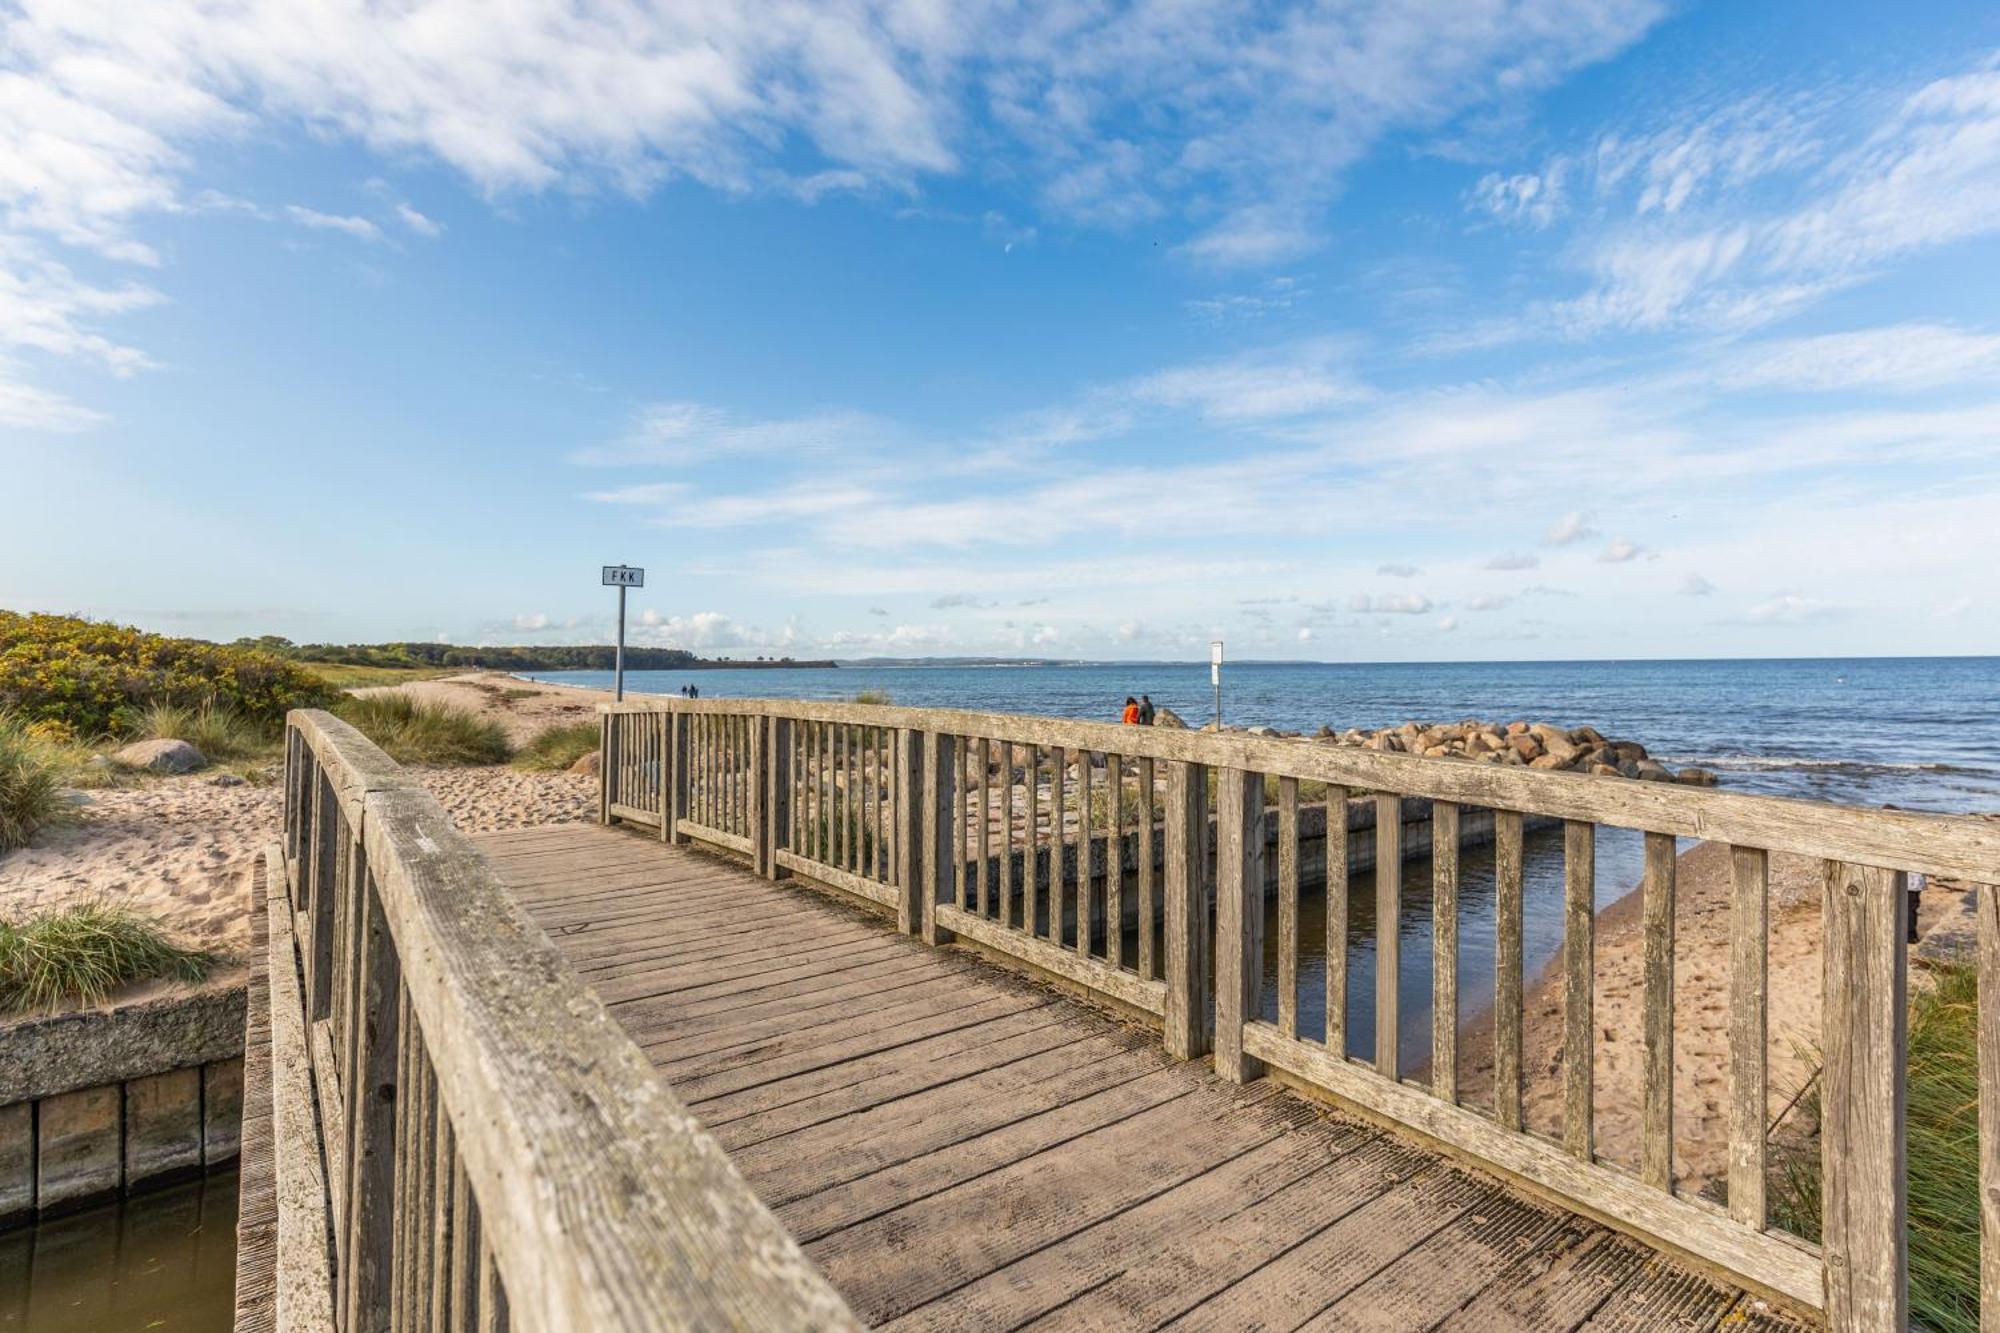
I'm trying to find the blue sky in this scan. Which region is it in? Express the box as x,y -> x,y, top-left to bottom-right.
4,0 -> 1998,661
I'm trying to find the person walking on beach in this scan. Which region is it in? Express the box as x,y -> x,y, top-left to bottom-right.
1122,696 -> 1141,724
1138,694 -> 1156,726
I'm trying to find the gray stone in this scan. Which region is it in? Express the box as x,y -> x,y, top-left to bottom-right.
111,738 -> 207,774
1152,707 -> 1189,730
0,986 -> 246,1106
1676,767 -> 1719,786
569,749 -> 602,777
208,773 -> 247,787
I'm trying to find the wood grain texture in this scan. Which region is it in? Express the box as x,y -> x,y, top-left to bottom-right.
1213,767 -> 1266,1083
1375,793 -> 1402,1082
1432,800 -> 1459,1102
1641,831 -> 1677,1193
1277,775 -> 1300,1041
1821,860 -> 1907,1331
1326,784 -> 1349,1056
1163,760 -> 1211,1061
1728,845 -> 1768,1228
1563,820 -> 1595,1161
1137,755 -> 1157,982
1495,809 -> 1524,1131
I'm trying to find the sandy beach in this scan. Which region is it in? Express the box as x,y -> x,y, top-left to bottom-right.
0,673 -> 607,1013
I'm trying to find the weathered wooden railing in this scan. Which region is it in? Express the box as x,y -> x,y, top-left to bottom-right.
604,696 -> 2000,1330
274,710 -> 857,1331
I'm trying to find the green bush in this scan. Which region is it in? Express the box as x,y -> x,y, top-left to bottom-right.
0,715 -> 81,852
1771,963 -> 1978,1332
0,904 -> 214,1013
852,689 -> 893,705
513,721 -> 599,772
0,610 -> 333,737
332,693 -> 511,766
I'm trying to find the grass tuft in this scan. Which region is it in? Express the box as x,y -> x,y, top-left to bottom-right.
851,690 -> 893,706
513,721 -> 600,772
0,904 -> 215,1013
0,714 -> 82,852
332,693 -> 511,766
1770,962 -> 1978,1332
135,699 -> 275,761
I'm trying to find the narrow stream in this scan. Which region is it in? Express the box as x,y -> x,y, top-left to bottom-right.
0,1169 -> 237,1332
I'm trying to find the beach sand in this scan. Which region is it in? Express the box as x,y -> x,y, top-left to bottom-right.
0,672 -> 607,1016
1454,839 -> 1971,1199
350,669 -> 610,743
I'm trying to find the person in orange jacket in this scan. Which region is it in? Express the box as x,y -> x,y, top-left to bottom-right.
1121,696 -> 1141,724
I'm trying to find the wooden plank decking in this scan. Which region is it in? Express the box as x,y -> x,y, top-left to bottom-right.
477,822 -> 1812,1332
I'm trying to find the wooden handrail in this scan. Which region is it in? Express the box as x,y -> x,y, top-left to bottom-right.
282,710 -> 858,1332
601,697 -> 1999,881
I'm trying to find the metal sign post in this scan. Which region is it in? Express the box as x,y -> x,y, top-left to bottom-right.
1210,640 -> 1224,730
602,565 -> 645,701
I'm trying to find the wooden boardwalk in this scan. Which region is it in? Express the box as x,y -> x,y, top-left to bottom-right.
478,822 -> 1808,1332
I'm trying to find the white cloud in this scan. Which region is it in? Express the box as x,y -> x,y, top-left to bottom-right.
1543,510 -> 1596,545
1486,552 -> 1539,570
1744,593 -> 1839,625
284,206 -> 383,243
512,612 -> 549,630
1296,626 -> 1313,641
1377,562 -> 1421,577
1121,340 -> 1365,422
1466,593 -> 1513,611
576,401 -> 890,466
0,366 -> 103,430
1718,323 -> 2000,393
1680,573 -> 1715,596
1348,592 -> 1433,615
395,203 -> 443,238
1597,536 -> 1646,562
1437,615 -> 1459,632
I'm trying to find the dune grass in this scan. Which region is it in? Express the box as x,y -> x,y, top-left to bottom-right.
332,693 -> 511,766
300,661 -> 458,690
135,699 -> 276,761
513,721 -> 599,772
0,714 -> 82,852
1770,962 -> 1979,1333
0,904 -> 215,1013
852,689 -> 894,706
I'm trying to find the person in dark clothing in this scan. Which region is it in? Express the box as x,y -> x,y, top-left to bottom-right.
1137,695 -> 1156,726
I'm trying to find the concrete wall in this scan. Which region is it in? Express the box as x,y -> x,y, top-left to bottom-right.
0,986 -> 246,1227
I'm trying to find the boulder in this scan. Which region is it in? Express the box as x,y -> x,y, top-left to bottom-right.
1610,740 -> 1648,763
1635,759 -> 1675,782
1528,754 -> 1568,769
1588,762 -> 1623,777
569,749 -> 602,777
1542,737 -> 1584,764
208,773 -> 247,788
112,738 -> 207,774
1508,734 -> 1542,761
1153,707 -> 1189,730
1677,767 -> 1718,786
1571,726 -> 1607,746
1505,721 -> 1530,736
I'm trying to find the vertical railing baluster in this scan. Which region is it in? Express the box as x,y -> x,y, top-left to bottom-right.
975,738 -> 991,916
1138,757 -> 1156,982
921,732 -> 957,944
1076,751 -> 1094,957
1215,765 -> 1265,1083
1375,794 -> 1402,1082
1728,845 -> 1767,1224
1821,859 -> 1908,1330
1432,800 -> 1459,1102
1163,760 -> 1211,1061
1277,775 -> 1299,1039
1326,786 -> 1349,1056
1495,809 -> 1525,1130
1640,831 -> 1677,1190
1024,748 -> 1041,939
1106,754 -> 1125,970
999,743 -> 1016,929
340,871 -> 400,1331
1050,747 -> 1067,945
1563,820 -> 1595,1160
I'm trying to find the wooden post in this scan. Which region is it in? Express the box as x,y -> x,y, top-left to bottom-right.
598,712 -> 614,826
920,731 -> 957,945
1214,766 -> 1265,1083
1277,776 -> 1299,1040
1727,845 -> 1768,1226
766,717 -> 791,880
893,730 -> 921,924
1494,809 -> 1524,1129
1821,860 -> 1907,1331
665,711 -> 688,846
309,777 -> 340,1022
747,714 -> 769,876
1641,831 -> 1676,1190
340,879 -> 401,1333
1326,787 -> 1349,1056
1376,794 -> 1402,1083
1163,760 -> 1211,1061
1978,880 -> 1998,1333
1431,800 -> 1459,1103
1563,820 -> 1595,1161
